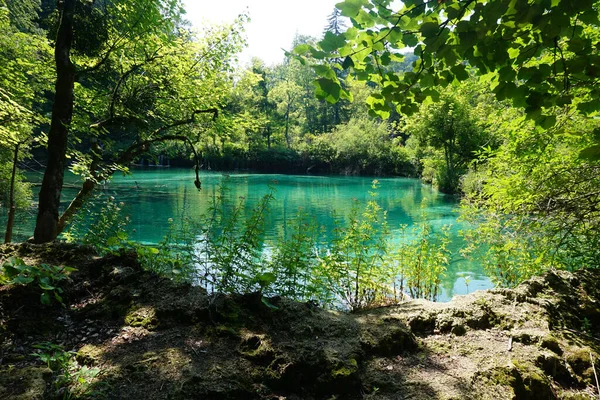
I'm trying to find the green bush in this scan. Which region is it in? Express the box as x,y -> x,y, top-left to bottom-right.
63,196 -> 130,255
32,342 -> 104,398
0,161 -> 32,210
0,257 -> 76,305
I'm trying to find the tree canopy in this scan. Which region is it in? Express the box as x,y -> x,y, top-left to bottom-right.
296,0 -> 599,129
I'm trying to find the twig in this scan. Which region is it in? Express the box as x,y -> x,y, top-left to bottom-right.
591,352 -> 600,398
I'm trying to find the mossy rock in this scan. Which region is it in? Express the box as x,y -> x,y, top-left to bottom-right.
330,357 -> 359,380
566,349 -> 593,376
450,322 -> 467,336
76,344 -> 104,366
408,314 -> 436,334
536,353 -> 573,386
124,306 -> 159,330
361,324 -> 417,356
540,334 -> 563,355
512,361 -> 555,400
238,333 -> 276,363
477,363 -> 554,400
212,324 -> 240,339
0,366 -> 51,400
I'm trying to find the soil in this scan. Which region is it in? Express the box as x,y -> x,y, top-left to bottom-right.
1,242 -> 599,399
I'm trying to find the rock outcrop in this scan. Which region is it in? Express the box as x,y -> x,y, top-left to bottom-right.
1,243 -> 599,399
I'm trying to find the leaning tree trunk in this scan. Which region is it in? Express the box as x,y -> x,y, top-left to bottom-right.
33,0 -> 76,243
56,178 -> 96,234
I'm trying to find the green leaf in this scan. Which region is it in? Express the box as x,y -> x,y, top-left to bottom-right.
451,64 -> 469,81
261,296 -> 279,310
494,81 -> 518,101
293,44 -> 311,55
313,78 -> 341,104
40,292 -> 51,305
319,32 -> 347,52
13,275 -> 35,285
537,115 -> 557,130
312,65 -> 336,79
579,145 -> 600,161
336,0 -> 367,18
54,291 -> 63,304
420,22 -> 439,38
342,56 -> 354,69
39,282 -> 56,291
403,33 -> 418,47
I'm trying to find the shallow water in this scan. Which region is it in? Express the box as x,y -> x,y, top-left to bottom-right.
6,168 -> 493,301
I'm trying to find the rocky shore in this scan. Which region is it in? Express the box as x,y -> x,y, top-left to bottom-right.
1,243 -> 599,399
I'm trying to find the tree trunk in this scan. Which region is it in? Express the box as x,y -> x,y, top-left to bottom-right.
4,143 -> 20,244
284,106 -> 291,149
33,0 -> 76,243
56,179 -> 96,235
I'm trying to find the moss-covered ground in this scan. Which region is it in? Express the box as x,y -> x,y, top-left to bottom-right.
1,243 -> 599,399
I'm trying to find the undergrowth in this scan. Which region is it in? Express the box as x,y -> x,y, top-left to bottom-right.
61,179 -> 452,310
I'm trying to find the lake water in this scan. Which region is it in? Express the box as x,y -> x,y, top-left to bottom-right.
6,168 -> 493,301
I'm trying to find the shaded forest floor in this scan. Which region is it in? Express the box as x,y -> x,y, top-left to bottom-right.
1,243 -> 599,399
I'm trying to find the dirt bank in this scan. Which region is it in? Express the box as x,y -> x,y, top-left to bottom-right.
1,243 -> 599,399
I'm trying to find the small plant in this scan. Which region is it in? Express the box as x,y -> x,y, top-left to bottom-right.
135,180 -> 455,310
137,216 -> 197,282
268,206 -> 319,300
0,257 -> 76,305
32,342 -> 104,399
463,275 -> 471,294
392,200 -> 451,301
315,181 -> 392,310
583,317 -> 592,333
64,196 -> 131,255
196,181 -> 275,294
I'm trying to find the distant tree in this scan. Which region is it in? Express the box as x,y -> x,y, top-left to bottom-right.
324,8 -> 346,36
251,59 -> 276,149
5,0 -> 41,33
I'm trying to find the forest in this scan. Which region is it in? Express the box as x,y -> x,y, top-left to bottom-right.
1,0 -> 600,399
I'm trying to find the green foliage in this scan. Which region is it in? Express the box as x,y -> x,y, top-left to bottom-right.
137,216 -> 197,282
300,0 -> 600,128
460,113 -> 600,286
0,0 -> 51,171
4,0 -> 42,33
314,181 -> 392,309
63,196 -> 130,255
392,202 -> 451,300
401,81 -> 503,193
137,181 -> 450,310
0,162 -> 32,210
267,206 -> 319,299
306,116 -> 412,175
139,181 -> 275,294
32,342 -> 104,399
0,257 -> 75,304
198,183 -> 275,293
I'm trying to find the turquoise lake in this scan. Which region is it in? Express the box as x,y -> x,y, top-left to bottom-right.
6,168 -> 493,301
